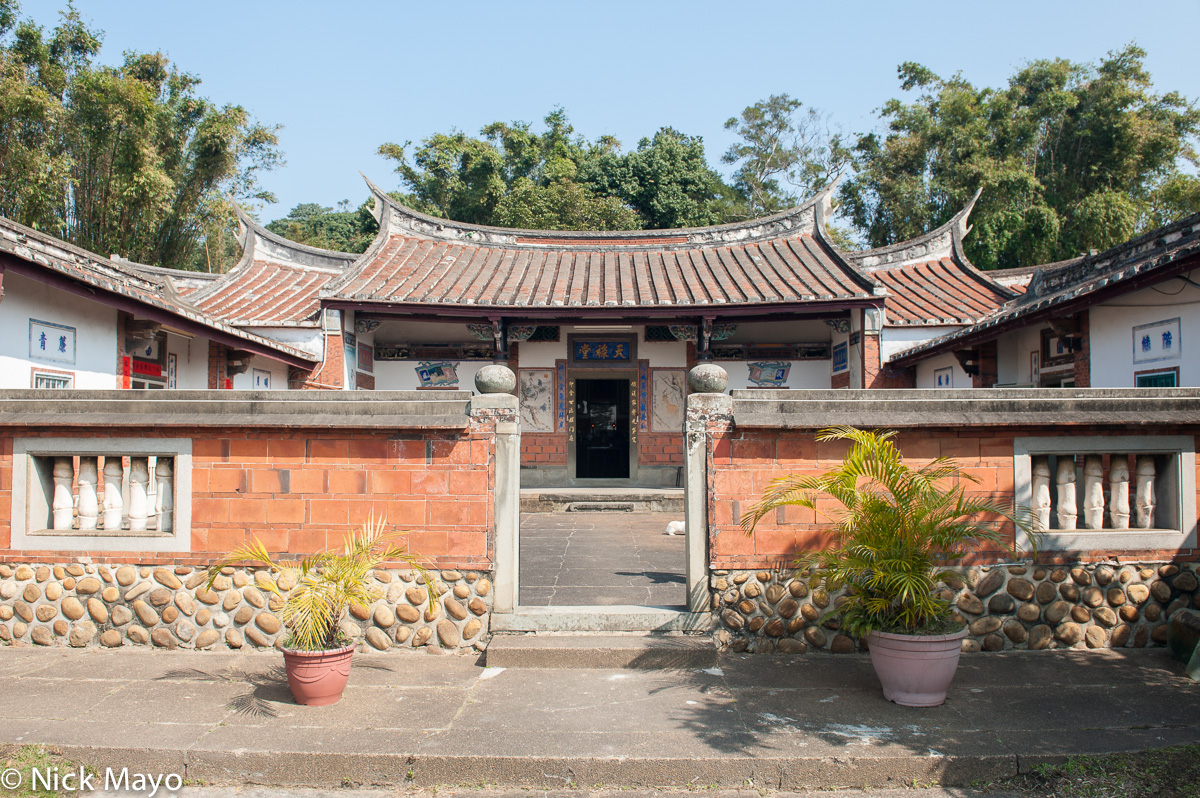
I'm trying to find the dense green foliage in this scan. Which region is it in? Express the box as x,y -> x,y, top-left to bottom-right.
4,4 -> 1198,271
0,1 -> 280,271
840,46 -> 1200,269
264,200 -> 378,253
741,427 -> 1033,637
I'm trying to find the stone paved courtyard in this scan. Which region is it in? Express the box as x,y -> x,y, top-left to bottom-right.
518,511 -> 686,607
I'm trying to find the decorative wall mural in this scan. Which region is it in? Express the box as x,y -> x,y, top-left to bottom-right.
668,324 -> 697,342
1132,317 -> 1181,364
354,319 -> 381,335
415,361 -> 459,388
466,323 -> 494,341
651,369 -> 686,431
507,325 -> 536,343
711,323 -> 738,341
518,369 -> 554,432
747,360 -> 791,387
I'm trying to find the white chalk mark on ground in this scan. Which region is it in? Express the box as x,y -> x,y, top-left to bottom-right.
821,724 -> 896,745
479,667 -> 506,680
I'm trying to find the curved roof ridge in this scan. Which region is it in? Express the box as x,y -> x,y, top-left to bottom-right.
186,206 -> 356,308
233,205 -> 358,270
360,173 -> 839,248
849,189 -> 981,271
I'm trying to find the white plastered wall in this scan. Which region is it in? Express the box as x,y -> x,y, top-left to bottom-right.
164,332 -> 208,389
914,352 -> 971,389
1088,280 -> 1200,387
0,272 -> 117,388
231,354 -> 291,390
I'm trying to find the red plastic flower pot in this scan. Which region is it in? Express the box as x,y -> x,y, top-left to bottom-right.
281,644 -> 356,706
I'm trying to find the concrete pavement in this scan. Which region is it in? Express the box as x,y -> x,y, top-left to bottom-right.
1,645 -> 1198,792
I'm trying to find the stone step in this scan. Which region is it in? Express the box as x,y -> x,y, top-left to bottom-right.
485,632 -> 717,669
519,488 -> 684,513
491,605 -> 715,634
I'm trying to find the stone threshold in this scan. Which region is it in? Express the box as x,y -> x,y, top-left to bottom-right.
491,605 -> 714,633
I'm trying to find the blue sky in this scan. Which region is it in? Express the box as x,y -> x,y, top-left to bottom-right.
15,0 -> 1200,223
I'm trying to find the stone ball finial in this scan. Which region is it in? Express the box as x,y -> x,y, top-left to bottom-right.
688,363 -> 729,394
475,364 -> 517,394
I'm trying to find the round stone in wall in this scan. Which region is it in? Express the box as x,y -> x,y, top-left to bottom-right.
195,630 -> 220,649
687,364 -> 729,394
365,628 -> 391,651
475,364 -> 517,394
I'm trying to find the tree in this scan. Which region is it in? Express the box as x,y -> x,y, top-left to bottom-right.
265,200 -> 378,253
380,110 -> 727,231
840,47 -> 1200,269
722,93 -> 850,218
0,2 -> 281,271
578,127 -> 724,229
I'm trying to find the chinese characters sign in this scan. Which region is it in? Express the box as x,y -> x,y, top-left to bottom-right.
29,319 -> 76,365
1132,318 -> 1181,364
573,341 -> 630,361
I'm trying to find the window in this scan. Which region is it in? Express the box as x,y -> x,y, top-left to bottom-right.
1135,367 -> 1179,388
1013,435 -> 1196,552
32,371 -> 73,389
11,437 -> 192,553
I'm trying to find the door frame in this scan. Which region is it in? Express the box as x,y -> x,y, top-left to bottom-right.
567,370 -> 639,486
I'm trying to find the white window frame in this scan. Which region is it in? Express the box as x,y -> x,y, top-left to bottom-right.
1014,434 -> 1196,552
32,371 -> 74,389
11,437 -> 192,553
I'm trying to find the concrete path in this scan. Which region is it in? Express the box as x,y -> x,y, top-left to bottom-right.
1,646 -> 1197,792
519,512 -> 685,607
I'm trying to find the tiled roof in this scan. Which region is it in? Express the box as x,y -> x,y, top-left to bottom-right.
869,257 -> 1014,325
889,212 -> 1200,365
187,211 -> 354,327
0,216 -> 317,365
844,192 -> 1015,326
320,178 -> 882,312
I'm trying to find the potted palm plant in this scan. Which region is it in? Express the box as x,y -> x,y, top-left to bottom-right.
741,426 -> 1035,707
205,516 -> 432,706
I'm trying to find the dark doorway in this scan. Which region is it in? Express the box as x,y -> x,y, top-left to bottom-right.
575,378 -> 630,478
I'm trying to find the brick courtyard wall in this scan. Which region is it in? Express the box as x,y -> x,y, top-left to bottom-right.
698,387 -> 1200,653
0,391 -> 493,569
1074,310 -> 1092,388
639,432 -> 683,467
0,390 -> 508,651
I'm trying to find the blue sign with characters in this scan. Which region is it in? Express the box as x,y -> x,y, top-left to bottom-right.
573,341 -> 630,361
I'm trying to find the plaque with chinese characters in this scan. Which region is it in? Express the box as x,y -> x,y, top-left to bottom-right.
573,341 -> 631,362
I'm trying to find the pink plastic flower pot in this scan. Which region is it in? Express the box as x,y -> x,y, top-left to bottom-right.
281,644 -> 356,706
866,627 -> 968,707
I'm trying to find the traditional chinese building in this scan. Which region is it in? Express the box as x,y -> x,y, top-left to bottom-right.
3,178 -> 1197,489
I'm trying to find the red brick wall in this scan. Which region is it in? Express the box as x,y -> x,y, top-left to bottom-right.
830,372 -> 850,389
862,334 -> 915,388
521,433 -> 567,466
207,342 -> 229,390
710,426 -> 1200,570
295,331 -> 345,390
1074,310 -> 1091,388
0,426 -> 495,570
639,432 -> 683,466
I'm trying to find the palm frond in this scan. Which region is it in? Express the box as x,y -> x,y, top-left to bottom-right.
745,426 -> 1039,636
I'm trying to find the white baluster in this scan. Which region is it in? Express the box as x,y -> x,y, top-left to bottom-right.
102,458 -> 124,530
1031,456 -> 1052,531
128,457 -> 149,532
1109,456 -> 1130,529
77,457 -> 98,530
1082,455 -> 1105,529
1055,456 -> 1078,530
155,458 -> 173,533
52,457 -> 74,530
1135,455 -> 1156,528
